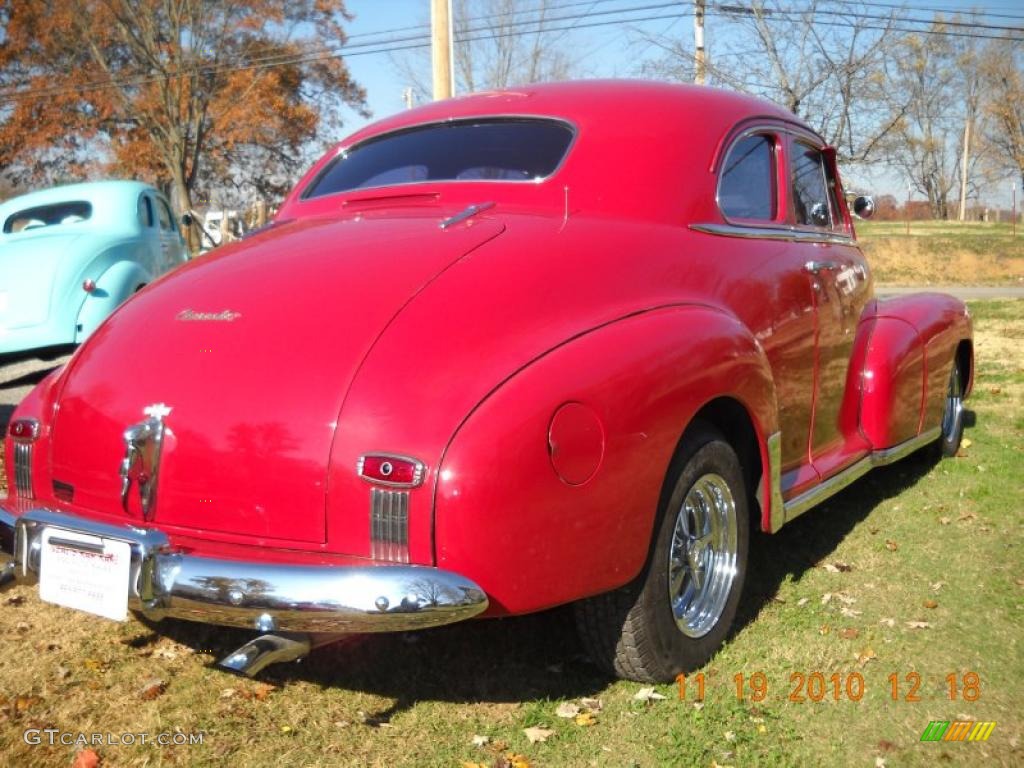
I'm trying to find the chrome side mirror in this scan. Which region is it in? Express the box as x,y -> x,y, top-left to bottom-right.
852,196 -> 875,220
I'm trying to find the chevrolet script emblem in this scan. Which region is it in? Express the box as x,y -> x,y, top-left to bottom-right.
119,403 -> 171,520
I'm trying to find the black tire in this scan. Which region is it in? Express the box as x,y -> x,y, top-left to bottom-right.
574,423 -> 749,682
939,356 -> 965,457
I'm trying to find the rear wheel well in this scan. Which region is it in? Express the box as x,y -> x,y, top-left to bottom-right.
683,398 -> 762,528
956,340 -> 972,395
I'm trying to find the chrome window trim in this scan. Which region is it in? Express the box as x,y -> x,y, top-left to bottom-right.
715,127 -> 781,226
300,115 -> 579,202
790,137 -> 836,231
690,222 -> 854,246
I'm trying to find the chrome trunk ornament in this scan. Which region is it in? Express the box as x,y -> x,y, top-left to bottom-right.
119,404 -> 171,520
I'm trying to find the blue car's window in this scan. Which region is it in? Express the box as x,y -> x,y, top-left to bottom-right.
303,118 -> 574,198
4,201 -> 92,233
138,195 -> 155,228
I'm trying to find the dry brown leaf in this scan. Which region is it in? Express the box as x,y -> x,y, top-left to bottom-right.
72,749 -> 101,768
821,593 -> 833,605
56,666 -> 71,680
796,597 -> 809,607
819,624 -> 831,635
462,762 -> 487,768
575,712 -> 597,727
840,628 -> 860,640
579,697 -> 602,712
505,753 -> 531,768
879,617 -> 896,627
253,682 -> 276,701
15,695 -> 40,712
856,647 -> 878,667
961,438 -> 973,449
555,702 -> 580,719
869,526 -> 879,535
906,620 -> 931,629
988,387 -> 1001,395
471,734 -> 489,747
931,581 -> 946,591
5,595 -> 25,606
523,726 -> 553,744
139,679 -> 166,700
840,606 -> 862,618
823,563 -> 840,573
877,739 -> 897,753
923,599 -> 938,609
958,512 -> 977,522
632,686 -> 666,702
885,540 -> 899,551
939,517 -> 951,525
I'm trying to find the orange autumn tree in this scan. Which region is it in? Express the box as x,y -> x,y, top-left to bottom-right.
0,0 -> 367,230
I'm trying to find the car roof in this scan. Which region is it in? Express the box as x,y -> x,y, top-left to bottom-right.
341,80 -> 803,149
0,180 -> 160,234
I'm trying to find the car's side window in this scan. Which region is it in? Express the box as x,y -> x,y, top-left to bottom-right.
719,134 -> 776,222
790,142 -> 832,229
138,195 -> 155,228
156,198 -> 173,231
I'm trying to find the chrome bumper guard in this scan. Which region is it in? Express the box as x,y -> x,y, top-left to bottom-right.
0,506 -> 488,634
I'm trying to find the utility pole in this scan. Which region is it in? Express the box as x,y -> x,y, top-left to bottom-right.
1013,182 -> 1017,238
958,117 -> 971,221
694,0 -> 706,85
431,0 -> 454,101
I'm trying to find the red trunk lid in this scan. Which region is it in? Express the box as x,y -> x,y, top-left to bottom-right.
47,212 -> 503,545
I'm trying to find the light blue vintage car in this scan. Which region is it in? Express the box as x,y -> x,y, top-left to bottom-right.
0,180 -> 188,357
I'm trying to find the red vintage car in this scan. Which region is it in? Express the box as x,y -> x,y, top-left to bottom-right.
1,81 -> 972,682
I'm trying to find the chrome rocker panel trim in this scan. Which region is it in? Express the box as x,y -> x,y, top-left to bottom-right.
767,427 -> 941,533
0,507 -> 489,634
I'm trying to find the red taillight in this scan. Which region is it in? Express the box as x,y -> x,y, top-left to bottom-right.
357,454 -> 425,487
8,419 -> 40,441
82,279 -> 96,293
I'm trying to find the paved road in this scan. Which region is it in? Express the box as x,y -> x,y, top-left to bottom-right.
876,284 -> 1024,300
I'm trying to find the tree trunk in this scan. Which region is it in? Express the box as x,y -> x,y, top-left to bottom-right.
170,173 -> 196,255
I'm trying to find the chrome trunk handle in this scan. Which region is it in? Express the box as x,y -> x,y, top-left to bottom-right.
803,260 -> 840,274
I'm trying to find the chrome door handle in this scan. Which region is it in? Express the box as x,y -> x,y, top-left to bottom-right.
803,260 -> 839,274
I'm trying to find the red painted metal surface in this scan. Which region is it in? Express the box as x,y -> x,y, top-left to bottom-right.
3,81 -> 973,616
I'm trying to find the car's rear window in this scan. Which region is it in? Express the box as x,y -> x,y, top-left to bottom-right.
304,118 -> 575,199
3,201 -> 93,233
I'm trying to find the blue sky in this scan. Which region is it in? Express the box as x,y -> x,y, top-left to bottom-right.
338,1 -> 1023,206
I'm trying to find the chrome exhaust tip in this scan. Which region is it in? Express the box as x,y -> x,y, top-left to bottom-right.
216,633 -> 312,677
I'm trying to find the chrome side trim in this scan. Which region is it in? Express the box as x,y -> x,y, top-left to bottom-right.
765,432 -> 786,533
782,427 -> 941,524
13,443 -> 33,499
0,507 -> 488,633
690,222 -> 855,246
370,488 -> 410,563
439,201 -> 495,230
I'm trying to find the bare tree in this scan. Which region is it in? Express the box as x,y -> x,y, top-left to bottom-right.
394,0 -> 579,102
980,38 -> 1024,192
637,1 -> 904,166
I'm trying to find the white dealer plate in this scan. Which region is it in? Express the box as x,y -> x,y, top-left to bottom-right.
39,528 -> 131,621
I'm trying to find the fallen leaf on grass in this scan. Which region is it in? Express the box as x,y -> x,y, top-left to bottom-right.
575,712 -> 598,727
499,753 -> 530,768
15,621 -> 30,632
471,734 -> 489,747
961,438 -> 973,449
823,561 -> 854,573
220,688 -> 236,699
819,624 -> 831,635
555,702 -> 580,719
923,599 -> 938,609
523,726 -> 553,744
724,731 -> 737,741
877,739 -> 897,753
633,687 -> 666,702
931,581 -> 946,591
462,763 -> 487,768
856,648 -> 878,667
840,628 -> 860,640
875,757 -> 887,768
885,540 -> 899,552
139,679 -> 166,700
5,595 -> 25,606
840,607 -> 863,618
56,666 -> 71,680
988,387 -> 1001,395
939,517 -> 951,525
253,682 -> 276,701
579,697 -> 602,712
958,512 -> 976,522
879,618 -> 896,627
905,620 -> 931,629
15,695 -> 41,712
72,749 -> 101,768
796,597 -> 809,607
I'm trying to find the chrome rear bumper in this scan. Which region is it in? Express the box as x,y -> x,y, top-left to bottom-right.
0,506 -> 488,634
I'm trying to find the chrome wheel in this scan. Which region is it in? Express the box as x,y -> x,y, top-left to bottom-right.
667,472 -> 738,638
942,362 -> 964,442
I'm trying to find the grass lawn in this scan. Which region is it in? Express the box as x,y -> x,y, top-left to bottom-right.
857,221 -> 1024,285
0,300 -> 1021,767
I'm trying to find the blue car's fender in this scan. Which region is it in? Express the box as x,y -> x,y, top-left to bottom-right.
75,259 -> 152,342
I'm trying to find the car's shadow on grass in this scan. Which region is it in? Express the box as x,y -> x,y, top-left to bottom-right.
149,426 -> 969,719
